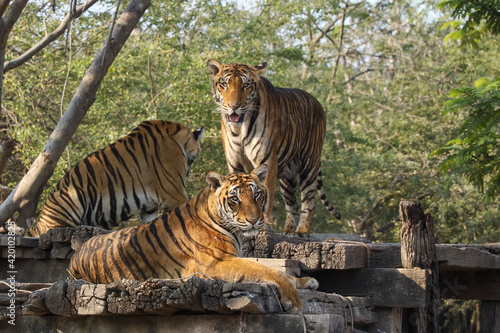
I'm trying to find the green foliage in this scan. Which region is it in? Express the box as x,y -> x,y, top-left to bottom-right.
431,78 -> 500,200
2,0 -> 499,247
438,0 -> 500,47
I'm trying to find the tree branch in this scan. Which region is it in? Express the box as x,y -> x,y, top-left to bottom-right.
0,0 -> 152,227
3,0 -> 99,73
0,1 -> 10,19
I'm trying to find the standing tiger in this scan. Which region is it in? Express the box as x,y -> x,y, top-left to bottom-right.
26,120 -> 204,237
207,59 -> 341,236
69,165 -> 319,312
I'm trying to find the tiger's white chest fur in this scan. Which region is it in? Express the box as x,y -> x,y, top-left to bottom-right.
222,108 -> 271,171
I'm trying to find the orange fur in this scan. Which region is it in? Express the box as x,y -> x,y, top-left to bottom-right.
27,120 -> 204,237
69,165 -> 318,312
207,60 -> 341,236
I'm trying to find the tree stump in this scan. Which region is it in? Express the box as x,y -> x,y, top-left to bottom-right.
399,199 -> 439,333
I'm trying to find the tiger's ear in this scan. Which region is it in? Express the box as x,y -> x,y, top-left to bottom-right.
253,62 -> 268,75
193,127 -> 205,141
206,171 -> 225,190
207,59 -> 221,75
252,164 -> 269,183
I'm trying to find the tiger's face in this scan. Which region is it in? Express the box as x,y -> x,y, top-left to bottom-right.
207,59 -> 268,126
206,164 -> 269,237
171,125 -> 205,176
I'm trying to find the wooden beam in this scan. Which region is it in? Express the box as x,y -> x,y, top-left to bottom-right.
436,244 -> 500,270
311,268 -> 430,308
439,270 -> 500,301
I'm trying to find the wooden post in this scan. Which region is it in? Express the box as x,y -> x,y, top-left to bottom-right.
399,199 -> 439,333
478,301 -> 500,333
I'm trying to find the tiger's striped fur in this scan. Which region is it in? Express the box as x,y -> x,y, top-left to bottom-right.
207,59 -> 341,236
26,120 -> 204,237
69,165 -> 318,312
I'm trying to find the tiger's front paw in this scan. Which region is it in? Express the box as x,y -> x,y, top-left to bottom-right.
294,222 -> 310,237
295,277 -> 319,290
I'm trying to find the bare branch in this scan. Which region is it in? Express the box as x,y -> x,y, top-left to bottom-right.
0,0 -> 152,227
343,68 -> 373,85
3,0 -> 99,73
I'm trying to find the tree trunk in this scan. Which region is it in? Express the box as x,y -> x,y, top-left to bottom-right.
399,199 -> 440,333
0,0 -> 30,116
0,139 -> 14,177
0,0 -> 151,228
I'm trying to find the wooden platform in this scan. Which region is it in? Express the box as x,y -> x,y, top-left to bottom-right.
1,228 -> 499,332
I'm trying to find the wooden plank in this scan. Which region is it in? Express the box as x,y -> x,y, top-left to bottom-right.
437,244 -> 500,270
270,241 -> 368,271
0,282 -> 52,292
247,258 -> 301,276
312,268 -> 430,308
21,276 -> 372,324
0,258 -> 70,283
11,313 -> 347,333
242,231 -> 370,259
439,270 -> 500,301
298,290 -> 377,326
364,243 -> 500,270
1,246 -> 34,258
0,292 -> 30,305
0,235 -> 39,247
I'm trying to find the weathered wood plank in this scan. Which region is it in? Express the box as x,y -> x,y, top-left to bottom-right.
0,293 -> 31,305
0,235 -> 38,247
3,230 -> 498,272
247,258 -> 301,276
436,244 -> 500,270
20,277 -> 376,325
439,270 -> 500,301
9,313 -> 347,333
271,241 -> 368,271
0,259 -> 70,283
0,282 -> 52,292
365,243 -> 500,270
1,246 -> 34,258
312,268 -> 430,308
242,231 -> 370,258
298,289 -> 377,325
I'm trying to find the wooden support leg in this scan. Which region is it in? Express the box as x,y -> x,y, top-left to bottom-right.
478,301 -> 500,333
399,199 -> 440,333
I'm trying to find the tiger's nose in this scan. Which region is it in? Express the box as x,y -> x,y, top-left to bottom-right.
247,218 -> 259,225
229,103 -> 241,110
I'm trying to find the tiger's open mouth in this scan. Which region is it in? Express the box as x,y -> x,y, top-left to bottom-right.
227,113 -> 244,123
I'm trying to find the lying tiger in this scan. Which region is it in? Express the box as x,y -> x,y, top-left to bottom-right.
26,120 -> 204,237
207,59 -> 341,236
69,165 -> 318,312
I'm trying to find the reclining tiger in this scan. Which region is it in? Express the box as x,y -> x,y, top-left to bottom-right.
69,165 -> 318,312
207,59 -> 341,236
26,120 -> 204,237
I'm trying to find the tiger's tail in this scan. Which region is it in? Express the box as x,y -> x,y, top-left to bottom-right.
317,166 -> 341,220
